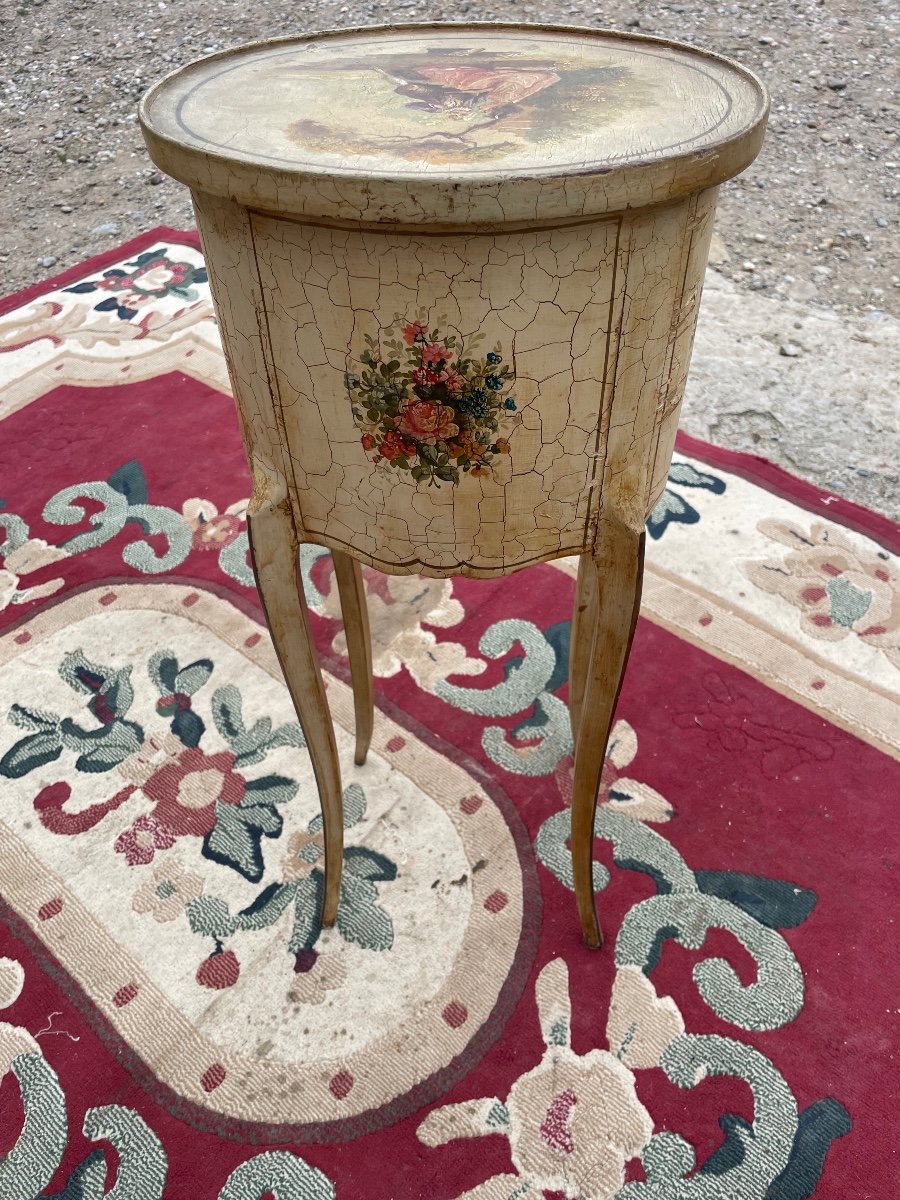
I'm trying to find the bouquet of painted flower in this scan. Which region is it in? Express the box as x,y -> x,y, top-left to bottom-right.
347,317 -> 518,487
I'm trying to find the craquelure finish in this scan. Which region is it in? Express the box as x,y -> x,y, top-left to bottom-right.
236,194 -> 716,576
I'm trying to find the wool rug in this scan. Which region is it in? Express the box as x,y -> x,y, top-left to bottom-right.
0,230 -> 897,1200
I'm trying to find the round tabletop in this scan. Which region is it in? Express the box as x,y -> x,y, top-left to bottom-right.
140,23 -> 768,228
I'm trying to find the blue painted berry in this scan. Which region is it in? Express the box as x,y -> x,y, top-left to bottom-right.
485,375 -> 503,391
504,398 -> 517,411
486,351 -> 502,364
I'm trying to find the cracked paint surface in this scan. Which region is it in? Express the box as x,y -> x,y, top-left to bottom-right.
140,28 -> 768,228
202,188 -> 715,576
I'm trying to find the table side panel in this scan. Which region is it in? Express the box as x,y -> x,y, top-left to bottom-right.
250,214 -> 628,574
191,191 -> 297,512
596,191 -> 714,535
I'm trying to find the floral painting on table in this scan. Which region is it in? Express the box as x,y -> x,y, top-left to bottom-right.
346,316 -> 519,487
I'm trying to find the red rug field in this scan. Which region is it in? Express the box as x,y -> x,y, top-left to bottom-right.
0,230 -> 898,1198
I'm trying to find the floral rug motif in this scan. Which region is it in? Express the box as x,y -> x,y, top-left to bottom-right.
0,230 -> 898,1199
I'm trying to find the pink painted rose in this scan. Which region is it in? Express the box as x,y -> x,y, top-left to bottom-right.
412,366 -> 443,389
399,399 -> 459,444
361,433 -> 377,452
402,319 -> 429,345
421,342 -> 452,369
379,430 -> 416,461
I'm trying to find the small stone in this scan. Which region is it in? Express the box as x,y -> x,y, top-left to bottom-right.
779,343 -> 801,358
856,468 -> 873,478
60,205 -> 73,213
876,217 -> 889,228
626,16 -> 641,26
37,255 -> 58,268
752,233 -> 767,242
826,77 -> 848,91
92,221 -> 120,236
148,171 -> 164,185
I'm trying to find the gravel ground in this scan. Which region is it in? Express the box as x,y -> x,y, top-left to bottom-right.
1,0 -> 898,513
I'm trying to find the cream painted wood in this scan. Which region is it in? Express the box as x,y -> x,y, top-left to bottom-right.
141,24 -> 767,945
141,24 -> 767,228
246,494 -> 344,927
568,553 -> 598,744
572,522 -> 645,948
332,551 -> 374,767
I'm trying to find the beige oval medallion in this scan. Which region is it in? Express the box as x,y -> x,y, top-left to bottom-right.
0,584 -> 538,1140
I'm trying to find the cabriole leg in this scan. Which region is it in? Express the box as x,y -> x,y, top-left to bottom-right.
569,552 -> 599,745
570,524 -> 646,948
247,497 -> 344,927
332,551 -> 374,766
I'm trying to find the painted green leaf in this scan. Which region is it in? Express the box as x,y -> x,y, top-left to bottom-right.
647,490 -> 701,541
59,718 -> 143,773
60,650 -> 134,717
233,718 -> 305,767
97,672 -> 135,719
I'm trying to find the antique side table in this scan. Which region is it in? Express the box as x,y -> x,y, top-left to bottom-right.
140,24 -> 767,947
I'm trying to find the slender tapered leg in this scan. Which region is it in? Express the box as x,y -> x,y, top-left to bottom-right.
570,523 -> 646,948
332,550 -> 374,766
247,498 -> 343,927
569,553 -> 599,744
